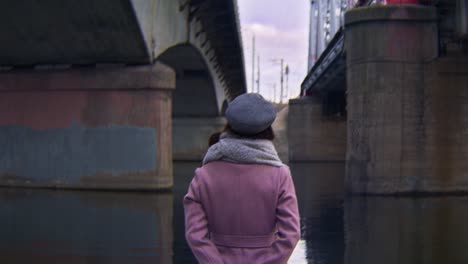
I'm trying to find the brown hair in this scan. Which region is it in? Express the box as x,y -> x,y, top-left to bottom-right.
208,132 -> 222,146
224,124 -> 275,140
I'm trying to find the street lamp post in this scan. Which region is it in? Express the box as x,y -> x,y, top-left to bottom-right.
273,83 -> 277,103
251,35 -> 255,93
271,58 -> 285,103
285,64 -> 289,102
280,58 -> 284,103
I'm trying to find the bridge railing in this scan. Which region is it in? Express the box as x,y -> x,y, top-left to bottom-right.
302,27 -> 345,96
302,0 -> 465,97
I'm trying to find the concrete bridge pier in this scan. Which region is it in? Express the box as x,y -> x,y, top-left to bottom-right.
288,96 -> 347,162
172,117 -> 226,161
0,62 -> 175,190
345,6 -> 468,194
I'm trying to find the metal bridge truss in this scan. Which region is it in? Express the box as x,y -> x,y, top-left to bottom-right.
302,0 -> 467,97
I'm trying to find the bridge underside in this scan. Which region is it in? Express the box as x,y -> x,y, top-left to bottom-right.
302,29 -> 346,96
0,0 -> 150,65
0,0 -> 246,189
0,0 -> 244,112
158,44 -> 228,161
159,45 -> 221,117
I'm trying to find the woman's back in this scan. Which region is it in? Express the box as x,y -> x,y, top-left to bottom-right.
194,161 -> 283,236
184,93 -> 300,263
184,161 -> 299,264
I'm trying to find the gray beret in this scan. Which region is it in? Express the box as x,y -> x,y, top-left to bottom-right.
225,93 -> 276,135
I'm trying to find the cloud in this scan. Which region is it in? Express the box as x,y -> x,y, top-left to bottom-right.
241,22 -> 308,101
237,0 -> 310,102
238,0 -> 310,31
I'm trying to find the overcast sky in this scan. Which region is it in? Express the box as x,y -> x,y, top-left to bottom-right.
237,0 -> 310,103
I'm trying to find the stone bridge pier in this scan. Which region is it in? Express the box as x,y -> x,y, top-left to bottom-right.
0,64 -> 175,190
345,6 -> 468,194
288,95 -> 347,163
292,4 -> 468,195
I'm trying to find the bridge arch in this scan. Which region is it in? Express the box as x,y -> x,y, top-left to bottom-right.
158,44 -> 221,117
161,44 -> 230,161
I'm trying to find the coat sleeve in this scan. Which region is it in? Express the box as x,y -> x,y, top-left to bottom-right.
183,171 -> 224,264
265,167 -> 301,264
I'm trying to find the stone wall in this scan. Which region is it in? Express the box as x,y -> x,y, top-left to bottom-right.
422,57 -> 468,192
172,117 -> 226,161
288,97 -> 347,162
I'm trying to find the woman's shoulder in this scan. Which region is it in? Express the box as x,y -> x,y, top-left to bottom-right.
197,161 -> 290,176
202,160 -> 287,168
277,164 -> 292,178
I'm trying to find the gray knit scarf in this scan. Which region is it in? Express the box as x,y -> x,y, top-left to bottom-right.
202,132 -> 283,167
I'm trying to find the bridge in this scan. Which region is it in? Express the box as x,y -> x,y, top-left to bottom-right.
289,1 -> 468,194
0,0 -> 246,190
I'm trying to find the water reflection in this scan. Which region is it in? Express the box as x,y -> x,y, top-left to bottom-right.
173,162 -> 332,264
290,162 -> 345,264
1,162 -> 468,263
0,189 -> 173,263
173,162 -> 199,264
345,196 -> 468,264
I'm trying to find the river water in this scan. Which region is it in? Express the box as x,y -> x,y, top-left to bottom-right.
1,161 -> 468,263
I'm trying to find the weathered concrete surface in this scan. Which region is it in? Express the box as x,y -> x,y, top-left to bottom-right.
345,197 -> 468,264
345,6 -> 438,64
422,58 -> 468,193
272,105 -> 289,163
288,97 -> 347,162
0,63 -> 175,91
172,117 -> 226,161
345,6 -> 468,194
0,63 -> 175,190
345,6 -> 436,194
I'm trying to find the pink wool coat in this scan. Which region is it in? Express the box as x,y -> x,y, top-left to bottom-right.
184,161 -> 300,264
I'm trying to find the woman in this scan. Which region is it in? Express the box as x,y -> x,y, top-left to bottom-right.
184,93 -> 300,264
